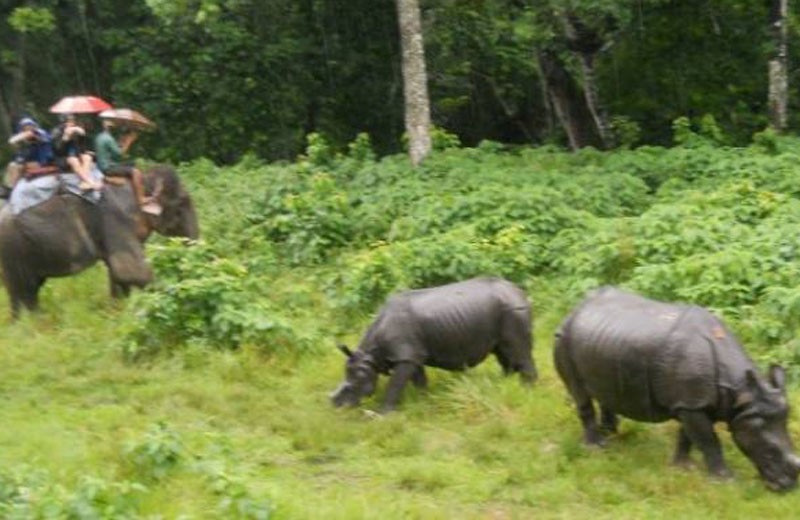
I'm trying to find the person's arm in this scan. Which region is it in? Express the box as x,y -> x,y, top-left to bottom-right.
8,130 -> 34,146
118,131 -> 139,155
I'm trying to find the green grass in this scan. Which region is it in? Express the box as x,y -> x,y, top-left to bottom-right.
2,266 -> 800,518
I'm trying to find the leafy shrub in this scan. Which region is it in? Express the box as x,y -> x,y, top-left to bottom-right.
0,469 -> 146,519
124,422 -> 183,482
252,173 -> 356,265
125,239 -> 309,358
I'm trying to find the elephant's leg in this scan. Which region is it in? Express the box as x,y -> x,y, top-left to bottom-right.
110,280 -> 131,299
8,275 -> 44,319
107,266 -> 132,299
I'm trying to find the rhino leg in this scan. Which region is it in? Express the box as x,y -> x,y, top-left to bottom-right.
600,406 -> 618,434
411,366 -> 428,389
554,339 -> 604,445
673,426 -> 693,467
380,362 -> 418,413
677,410 -> 731,478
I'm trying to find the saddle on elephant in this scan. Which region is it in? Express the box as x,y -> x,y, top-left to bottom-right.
22,161 -> 60,179
7,167 -> 104,215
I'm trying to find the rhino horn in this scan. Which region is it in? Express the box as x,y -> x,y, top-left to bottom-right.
338,344 -> 354,358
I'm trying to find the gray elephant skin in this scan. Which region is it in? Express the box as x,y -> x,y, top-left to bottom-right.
331,277 -> 537,412
0,166 -> 198,317
555,286 -> 800,491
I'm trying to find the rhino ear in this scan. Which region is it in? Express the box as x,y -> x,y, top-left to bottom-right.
337,344 -> 354,359
768,365 -> 787,392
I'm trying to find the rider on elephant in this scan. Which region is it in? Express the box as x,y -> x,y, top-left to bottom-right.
2,117 -> 56,198
51,114 -> 102,191
95,118 -> 159,215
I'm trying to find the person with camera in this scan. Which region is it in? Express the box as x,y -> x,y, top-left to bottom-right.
52,114 -> 102,191
2,117 -> 56,198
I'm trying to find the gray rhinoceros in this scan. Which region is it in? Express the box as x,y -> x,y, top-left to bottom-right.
331,277 -> 537,412
554,287 -> 800,491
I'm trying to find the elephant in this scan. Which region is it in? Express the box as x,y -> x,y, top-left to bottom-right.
0,165 -> 199,318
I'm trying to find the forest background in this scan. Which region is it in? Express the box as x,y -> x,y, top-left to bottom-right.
0,0 -> 795,162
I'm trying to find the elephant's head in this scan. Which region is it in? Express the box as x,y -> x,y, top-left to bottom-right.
143,165 -> 199,240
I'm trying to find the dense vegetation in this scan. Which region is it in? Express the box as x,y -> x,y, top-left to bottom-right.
1,1 -> 798,163
3,129 -> 800,516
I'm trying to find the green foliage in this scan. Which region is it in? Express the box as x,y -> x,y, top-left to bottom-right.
7,143 -> 800,517
125,239 -> 307,357
124,422 -> 183,482
0,469 -> 146,519
7,7 -> 55,33
610,116 -> 641,149
206,470 -> 273,520
253,172 -> 356,265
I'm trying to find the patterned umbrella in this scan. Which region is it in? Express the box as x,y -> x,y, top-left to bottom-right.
98,108 -> 157,131
50,95 -> 112,114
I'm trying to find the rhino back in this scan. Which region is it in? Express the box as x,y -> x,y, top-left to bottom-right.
562,288 -> 752,421
375,278 -> 528,369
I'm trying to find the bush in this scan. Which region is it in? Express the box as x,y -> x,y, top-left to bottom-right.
125,239 -> 311,358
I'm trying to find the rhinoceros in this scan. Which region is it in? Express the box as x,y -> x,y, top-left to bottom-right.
330,277 -> 537,412
554,287 -> 800,491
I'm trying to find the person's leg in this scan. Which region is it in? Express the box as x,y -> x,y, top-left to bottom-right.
79,153 -> 101,189
68,156 -> 99,190
5,162 -> 22,187
129,168 -> 153,206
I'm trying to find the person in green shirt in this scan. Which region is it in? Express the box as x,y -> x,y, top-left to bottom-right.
95,119 -> 159,214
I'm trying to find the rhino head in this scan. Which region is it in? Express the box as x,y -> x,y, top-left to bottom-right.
330,345 -> 378,408
730,365 -> 800,492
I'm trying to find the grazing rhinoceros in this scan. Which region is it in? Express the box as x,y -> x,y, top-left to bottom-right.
331,277 -> 537,412
554,286 -> 800,491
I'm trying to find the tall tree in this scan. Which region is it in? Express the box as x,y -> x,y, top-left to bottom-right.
396,0 -> 431,166
768,0 -> 789,131
562,10 -> 616,148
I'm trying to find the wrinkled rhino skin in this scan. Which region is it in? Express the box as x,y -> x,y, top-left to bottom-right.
555,287 -> 800,491
331,277 -> 537,412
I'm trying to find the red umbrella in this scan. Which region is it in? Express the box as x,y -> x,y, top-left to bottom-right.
50,95 -> 112,114
99,108 -> 157,131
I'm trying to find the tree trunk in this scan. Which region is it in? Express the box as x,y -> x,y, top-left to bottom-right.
537,49 -> 599,150
578,53 -> 614,148
0,87 -> 12,142
563,14 -> 614,148
768,0 -> 789,131
396,0 -> 432,166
